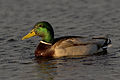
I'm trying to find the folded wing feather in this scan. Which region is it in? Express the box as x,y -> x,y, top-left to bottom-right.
52,36 -> 107,57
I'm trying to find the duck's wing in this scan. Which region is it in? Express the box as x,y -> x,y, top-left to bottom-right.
52,36 -> 111,57
53,36 -> 111,48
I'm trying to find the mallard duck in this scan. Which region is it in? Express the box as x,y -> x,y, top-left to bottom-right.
22,21 -> 111,58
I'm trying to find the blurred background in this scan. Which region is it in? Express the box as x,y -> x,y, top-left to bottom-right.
0,0 -> 120,80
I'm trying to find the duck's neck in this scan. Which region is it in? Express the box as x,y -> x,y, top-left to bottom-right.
41,31 -> 54,44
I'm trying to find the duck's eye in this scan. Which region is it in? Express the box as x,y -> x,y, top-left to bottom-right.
39,25 -> 42,27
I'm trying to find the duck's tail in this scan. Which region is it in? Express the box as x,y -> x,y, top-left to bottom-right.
92,36 -> 112,50
102,38 -> 112,50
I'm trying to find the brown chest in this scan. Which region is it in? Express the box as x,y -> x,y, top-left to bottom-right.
35,43 -> 54,57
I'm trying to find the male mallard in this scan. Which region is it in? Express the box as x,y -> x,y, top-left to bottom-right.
22,21 -> 111,58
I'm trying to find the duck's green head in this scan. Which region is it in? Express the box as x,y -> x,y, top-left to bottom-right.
22,21 -> 54,43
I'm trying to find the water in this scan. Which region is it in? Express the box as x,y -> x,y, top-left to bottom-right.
0,0 -> 120,80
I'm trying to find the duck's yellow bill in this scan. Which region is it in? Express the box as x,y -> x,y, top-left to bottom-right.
22,29 -> 36,40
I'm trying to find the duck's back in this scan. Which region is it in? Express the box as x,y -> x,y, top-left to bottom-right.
52,36 -> 111,57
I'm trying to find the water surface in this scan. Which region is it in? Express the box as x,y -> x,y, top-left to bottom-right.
0,0 -> 120,80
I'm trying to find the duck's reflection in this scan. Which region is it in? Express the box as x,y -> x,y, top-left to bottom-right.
34,57 -> 58,80
33,51 -> 108,80
33,56 -> 88,80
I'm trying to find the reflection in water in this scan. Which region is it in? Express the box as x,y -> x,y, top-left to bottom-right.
34,58 -> 58,80
33,51 -> 109,80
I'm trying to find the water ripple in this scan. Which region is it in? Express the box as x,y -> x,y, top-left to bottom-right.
0,0 -> 120,80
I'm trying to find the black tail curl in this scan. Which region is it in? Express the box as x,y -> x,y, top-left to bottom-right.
102,38 -> 112,50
